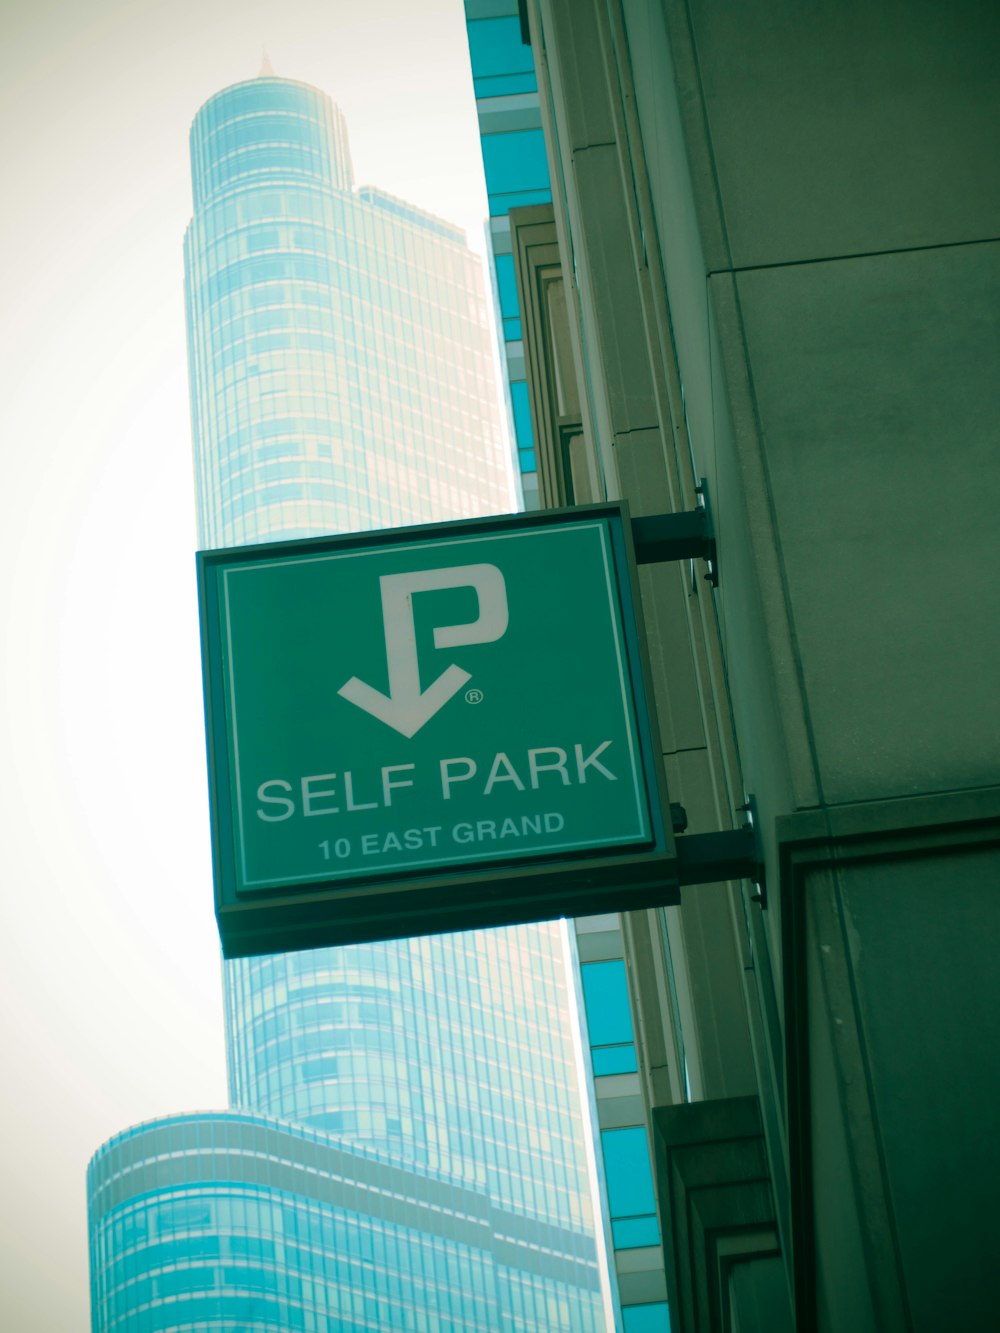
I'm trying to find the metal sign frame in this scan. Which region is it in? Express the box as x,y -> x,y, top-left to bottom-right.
198,502 -> 678,957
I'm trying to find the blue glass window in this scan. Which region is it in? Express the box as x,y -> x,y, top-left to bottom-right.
481,130 -> 550,197
494,253 -> 520,320
591,1044 -> 639,1076
623,1302 -> 671,1332
601,1125 -> 657,1218
467,17 -> 535,79
581,960 -> 635,1048
611,1214 -> 660,1247
510,379 -> 534,451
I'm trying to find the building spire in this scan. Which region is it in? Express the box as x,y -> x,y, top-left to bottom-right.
258,50 -> 275,77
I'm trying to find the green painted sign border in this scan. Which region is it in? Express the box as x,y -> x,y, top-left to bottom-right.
198,502 -> 679,956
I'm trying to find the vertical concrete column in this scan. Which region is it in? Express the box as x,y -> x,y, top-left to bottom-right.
531,0 -> 757,1105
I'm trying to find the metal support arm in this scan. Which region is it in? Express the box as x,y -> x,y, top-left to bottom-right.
675,824 -> 764,891
632,508 -> 717,584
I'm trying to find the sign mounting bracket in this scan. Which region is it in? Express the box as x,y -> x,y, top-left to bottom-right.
631,483 -> 718,585
675,825 -> 764,895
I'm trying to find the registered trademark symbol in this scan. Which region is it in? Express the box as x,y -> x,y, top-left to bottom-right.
465,688 -> 484,705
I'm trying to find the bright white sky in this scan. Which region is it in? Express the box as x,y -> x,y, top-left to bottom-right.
0,2 -> 494,1324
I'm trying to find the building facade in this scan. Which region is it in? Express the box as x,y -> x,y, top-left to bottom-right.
464,0 -> 552,508
465,8 -> 670,1328
467,3 -> 1000,1331
184,75 -> 512,547
88,1113 -> 601,1333
88,73 -> 609,1332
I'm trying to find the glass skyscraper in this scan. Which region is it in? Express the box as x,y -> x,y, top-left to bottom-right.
185,77 -> 512,545
88,1112 -> 601,1332
88,73 -> 608,1332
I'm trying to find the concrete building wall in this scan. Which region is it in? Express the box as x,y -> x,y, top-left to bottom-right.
518,1 -> 1000,1327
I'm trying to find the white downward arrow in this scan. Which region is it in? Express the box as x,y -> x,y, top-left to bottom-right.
339,663 -> 470,740
338,564 -> 508,739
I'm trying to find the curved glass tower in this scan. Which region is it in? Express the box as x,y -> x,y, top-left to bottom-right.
89,1113 -> 602,1333
188,73 -> 598,1230
89,75 -> 608,1332
184,76 -> 511,547
224,927 -> 595,1230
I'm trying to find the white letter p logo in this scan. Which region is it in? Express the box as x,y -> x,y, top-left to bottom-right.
339,564 -> 508,738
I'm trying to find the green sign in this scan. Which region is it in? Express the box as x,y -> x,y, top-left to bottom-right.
199,505 -> 677,955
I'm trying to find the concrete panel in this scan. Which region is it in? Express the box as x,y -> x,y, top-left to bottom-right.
623,906 -> 687,1108
841,848 -> 1000,1333
576,930 -> 625,963
595,1094 -> 646,1128
806,890 -> 891,1333
655,752 -> 757,1102
617,1268 -> 669,1304
614,425 -> 673,516
542,0 -> 617,150
477,103 -> 544,134
575,912 -> 621,934
615,1244 -> 666,1274
594,1073 -> 643,1100
735,240 -> 1000,803
677,893 -> 756,1103
730,1256 -> 795,1333
628,0 -> 729,276
781,791 -> 1000,1328
708,274 -> 821,829
572,144 -> 660,433
686,0 -> 1000,267
653,1096 -> 790,1330
662,747 -> 721,834
670,851 -> 757,1100
638,561 -> 710,756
